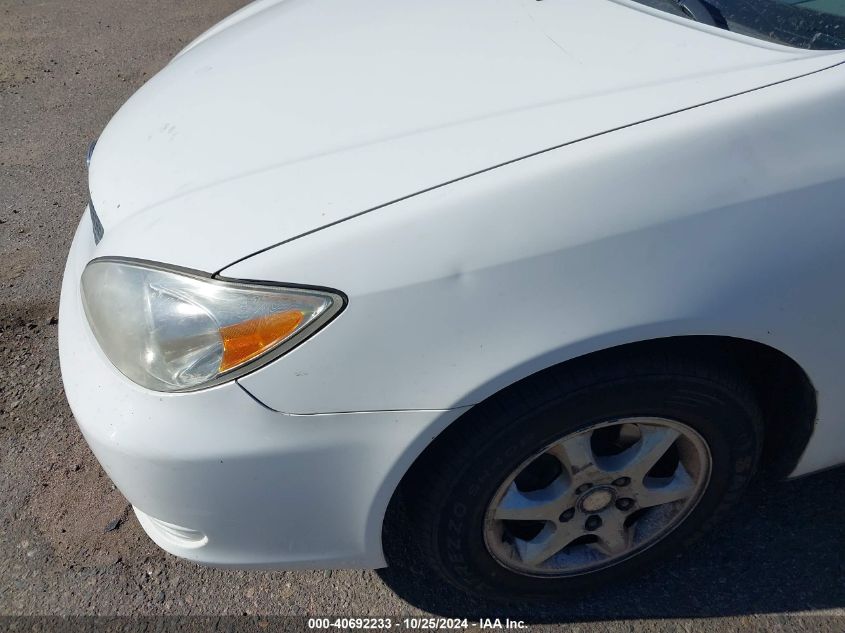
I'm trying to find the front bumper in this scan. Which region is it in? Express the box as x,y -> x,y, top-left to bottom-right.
58,210 -> 467,568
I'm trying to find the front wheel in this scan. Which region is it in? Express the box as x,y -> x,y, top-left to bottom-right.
398,355 -> 763,599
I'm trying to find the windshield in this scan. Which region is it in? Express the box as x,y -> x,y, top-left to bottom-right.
632,0 -> 845,49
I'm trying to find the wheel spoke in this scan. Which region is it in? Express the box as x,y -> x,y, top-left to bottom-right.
493,477 -> 571,521
590,509 -> 633,557
514,521 -> 583,566
619,424 -> 680,480
637,463 -> 697,508
548,432 -> 598,478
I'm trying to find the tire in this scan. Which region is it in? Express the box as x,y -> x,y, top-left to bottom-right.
393,350 -> 763,600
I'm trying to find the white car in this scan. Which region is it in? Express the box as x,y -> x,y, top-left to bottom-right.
60,0 -> 845,599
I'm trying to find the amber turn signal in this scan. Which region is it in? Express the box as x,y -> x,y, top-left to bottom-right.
219,310 -> 304,372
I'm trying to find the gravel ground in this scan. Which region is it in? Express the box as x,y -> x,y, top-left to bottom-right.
1,0 -> 844,630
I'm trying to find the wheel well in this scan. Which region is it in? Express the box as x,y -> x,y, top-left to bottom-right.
576,336 -> 816,477
394,336 -> 815,504
382,335 -> 815,571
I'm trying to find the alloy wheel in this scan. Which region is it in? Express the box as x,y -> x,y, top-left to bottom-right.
483,417 -> 711,576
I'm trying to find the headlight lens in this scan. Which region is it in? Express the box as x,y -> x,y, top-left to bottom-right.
80,258 -> 343,392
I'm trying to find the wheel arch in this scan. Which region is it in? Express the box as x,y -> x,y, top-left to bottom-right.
380,334 -> 816,559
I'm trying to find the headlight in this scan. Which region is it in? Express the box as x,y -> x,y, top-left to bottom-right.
80,258 -> 344,392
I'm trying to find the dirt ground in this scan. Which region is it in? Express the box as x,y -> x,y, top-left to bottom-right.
1,0 -> 844,629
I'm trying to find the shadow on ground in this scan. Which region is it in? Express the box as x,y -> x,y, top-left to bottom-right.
378,467 -> 845,622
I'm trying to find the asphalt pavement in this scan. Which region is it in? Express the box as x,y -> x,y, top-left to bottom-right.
1,1 -> 843,630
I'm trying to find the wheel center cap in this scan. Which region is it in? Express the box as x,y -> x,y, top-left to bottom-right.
578,486 -> 615,513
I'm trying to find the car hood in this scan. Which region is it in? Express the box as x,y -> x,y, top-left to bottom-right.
89,0 -> 840,272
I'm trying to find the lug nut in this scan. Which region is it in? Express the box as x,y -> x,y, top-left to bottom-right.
585,515 -> 602,531
575,483 -> 593,495
616,498 -> 634,511
559,508 -> 575,523
612,477 -> 631,487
